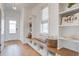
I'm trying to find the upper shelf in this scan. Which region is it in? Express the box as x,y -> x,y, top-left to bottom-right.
59,7 -> 79,15
59,24 -> 79,27
59,37 -> 79,43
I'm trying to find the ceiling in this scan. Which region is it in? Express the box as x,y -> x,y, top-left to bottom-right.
3,3 -> 39,11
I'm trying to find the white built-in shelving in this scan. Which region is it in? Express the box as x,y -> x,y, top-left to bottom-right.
26,38 -> 47,56
59,25 -> 79,27
59,7 -> 79,15
58,3 -> 79,53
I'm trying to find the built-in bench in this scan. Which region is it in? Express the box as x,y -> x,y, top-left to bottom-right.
26,37 -> 79,56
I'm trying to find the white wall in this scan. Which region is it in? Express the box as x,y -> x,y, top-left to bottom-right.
24,8 -> 31,38
23,4 -> 43,38
20,7 -> 34,43
20,7 -> 31,43
0,4 -> 1,45
29,3 -> 59,39
0,4 -> 5,51
20,8 -> 25,43
31,4 -> 48,36
4,9 -> 20,41
49,3 -> 59,38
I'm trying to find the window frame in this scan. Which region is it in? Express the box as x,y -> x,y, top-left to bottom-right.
9,20 -> 16,34
40,6 -> 49,34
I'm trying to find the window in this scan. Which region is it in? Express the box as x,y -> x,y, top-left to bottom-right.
1,20 -> 4,34
41,7 -> 49,34
9,20 -> 16,33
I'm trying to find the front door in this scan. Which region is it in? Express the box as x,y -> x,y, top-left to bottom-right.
5,10 -> 20,41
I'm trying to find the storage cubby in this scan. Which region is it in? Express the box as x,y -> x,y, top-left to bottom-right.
26,38 -> 48,56
33,42 -> 37,46
47,51 -> 56,56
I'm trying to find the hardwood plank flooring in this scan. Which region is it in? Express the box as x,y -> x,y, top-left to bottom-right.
48,47 -> 79,56
1,40 -> 40,56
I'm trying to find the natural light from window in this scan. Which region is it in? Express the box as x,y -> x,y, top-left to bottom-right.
9,20 -> 16,34
41,7 -> 49,34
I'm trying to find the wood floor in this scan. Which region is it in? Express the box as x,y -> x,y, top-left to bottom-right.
1,40 -> 40,56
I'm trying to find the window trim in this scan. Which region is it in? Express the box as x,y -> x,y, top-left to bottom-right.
9,20 -> 16,34
40,6 -> 49,34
